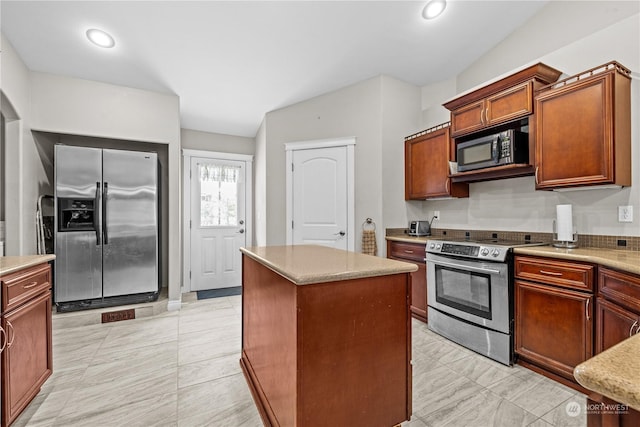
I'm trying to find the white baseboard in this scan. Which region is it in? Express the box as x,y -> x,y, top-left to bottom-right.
167,298 -> 182,311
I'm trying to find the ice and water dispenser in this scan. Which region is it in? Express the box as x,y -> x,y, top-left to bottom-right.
57,198 -> 96,231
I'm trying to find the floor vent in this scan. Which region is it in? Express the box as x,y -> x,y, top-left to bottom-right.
101,309 -> 136,323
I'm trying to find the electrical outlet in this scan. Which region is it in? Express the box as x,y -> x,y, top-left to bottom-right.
618,206 -> 633,223
433,211 -> 440,221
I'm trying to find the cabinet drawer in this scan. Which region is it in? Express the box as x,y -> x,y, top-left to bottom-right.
514,256 -> 594,291
2,263 -> 52,312
599,267 -> 640,313
388,241 -> 426,264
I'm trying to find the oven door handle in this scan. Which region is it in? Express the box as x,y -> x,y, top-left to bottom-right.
430,259 -> 502,275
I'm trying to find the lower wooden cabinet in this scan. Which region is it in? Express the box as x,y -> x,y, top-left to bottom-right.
515,280 -> 593,381
514,255 -> 594,384
595,297 -> 640,353
1,263 -> 53,427
387,240 -> 427,322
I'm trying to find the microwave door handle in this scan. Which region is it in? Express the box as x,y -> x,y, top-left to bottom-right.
492,137 -> 499,163
431,259 -> 502,275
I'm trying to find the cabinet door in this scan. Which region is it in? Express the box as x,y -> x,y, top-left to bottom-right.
450,100 -> 485,137
387,241 -> 427,322
535,72 -> 615,189
1,291 -> 53,427
405,127 -> 468,200
515,280 -> 593,381
485,82 -> 533,127
596,298 -> 640,354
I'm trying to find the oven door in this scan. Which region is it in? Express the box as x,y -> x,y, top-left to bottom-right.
427,252 -> 510,333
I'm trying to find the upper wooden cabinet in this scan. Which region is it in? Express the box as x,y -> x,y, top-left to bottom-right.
404,123 -> 468,200
444,63 -> 562,138
449,82 -> 533,137
534,62 -> 632,190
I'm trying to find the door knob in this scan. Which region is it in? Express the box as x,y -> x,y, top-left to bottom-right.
238,229 -> 245,234
239,220 -> 244,225
334,231 -> 346,236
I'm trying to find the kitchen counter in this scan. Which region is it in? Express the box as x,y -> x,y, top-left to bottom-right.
240,244 -> 413,426
0,255 -> 56,276
239,244 -> 417,285
574,333 -> 640,411
513,246 -> 640,276
385,235 -> 430,244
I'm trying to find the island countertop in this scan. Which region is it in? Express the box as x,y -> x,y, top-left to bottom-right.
0,255 -> 56,276
574,333 -> 640,411
240,244 -> 418,285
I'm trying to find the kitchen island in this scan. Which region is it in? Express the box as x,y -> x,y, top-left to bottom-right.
239,245 -> 417,427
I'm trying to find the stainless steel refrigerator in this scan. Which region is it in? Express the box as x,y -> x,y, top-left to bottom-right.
54,145 -> 159,311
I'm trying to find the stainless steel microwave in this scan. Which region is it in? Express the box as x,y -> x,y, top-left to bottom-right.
456,129 -> 528,172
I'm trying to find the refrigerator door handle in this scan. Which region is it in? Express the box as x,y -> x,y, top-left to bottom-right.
95,182 -> 101,245
103,182 -> 109,245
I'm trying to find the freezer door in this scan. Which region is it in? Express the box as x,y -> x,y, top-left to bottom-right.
54,145 -> 103,302
102,149 -> 158,297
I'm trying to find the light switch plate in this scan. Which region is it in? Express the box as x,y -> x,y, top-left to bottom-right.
618,206 -> 633,223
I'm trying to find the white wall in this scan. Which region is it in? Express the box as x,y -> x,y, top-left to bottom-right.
0,40 -> 184,307
1,34 -> 38,255
418,6 -> 640,238
254,119 -> 267,246
261,75 -> 421,254
181,128 -> 255,155
381,76 -> 422,230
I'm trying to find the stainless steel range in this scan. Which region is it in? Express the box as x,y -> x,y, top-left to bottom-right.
426,238 -> 545,366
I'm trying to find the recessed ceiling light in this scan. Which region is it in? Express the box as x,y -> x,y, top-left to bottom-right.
86,28 -> 115,48
422,0 -> 447,20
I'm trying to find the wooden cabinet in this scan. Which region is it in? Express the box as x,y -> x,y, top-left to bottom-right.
1,263 -> 53,427
387,240 -> 427,322
444,63 -> 562,138
240,252 -> 412,426
589,266 -> 640,427
443,63 -> 562,184
450,82 -> 534,137
404,123 -> 468,200
534,61 -> 631,190
596,267 -> 640,353
514,256 -> 594,382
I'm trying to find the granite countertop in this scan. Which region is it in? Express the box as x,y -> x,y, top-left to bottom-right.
0,255 -> 56,276
513,246 -> 640,276
574,333 -> 640,411
385,235 -> 430,244
240,245 -> 418,285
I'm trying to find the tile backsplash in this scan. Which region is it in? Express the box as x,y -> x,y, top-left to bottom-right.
386,228 -> 640,251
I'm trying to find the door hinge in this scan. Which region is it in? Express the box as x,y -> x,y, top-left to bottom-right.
291,163 -> 294,172
189,271 -> 192,279
190,220 -> 192,229
292,220 -> 294,229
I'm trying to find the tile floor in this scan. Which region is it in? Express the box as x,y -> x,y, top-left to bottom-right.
14,294 -> 586,427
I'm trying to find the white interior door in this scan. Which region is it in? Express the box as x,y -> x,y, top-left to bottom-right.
190,157 -> 246,290
292,146 -> 348,249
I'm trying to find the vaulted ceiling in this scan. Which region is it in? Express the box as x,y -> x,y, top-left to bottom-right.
1,1 -> 550,137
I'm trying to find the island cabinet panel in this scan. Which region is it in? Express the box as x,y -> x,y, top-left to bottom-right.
240,254 -> 412,427
534,62 -> 631,190
404,124 -> 468,200
387,240 -> 427,322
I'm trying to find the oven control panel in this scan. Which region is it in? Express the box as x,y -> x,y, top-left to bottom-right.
426,240 -> 505,261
